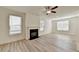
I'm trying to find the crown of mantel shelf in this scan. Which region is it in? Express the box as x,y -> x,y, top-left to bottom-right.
26,26 -> 40,28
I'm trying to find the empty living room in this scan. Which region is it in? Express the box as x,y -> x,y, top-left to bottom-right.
0,6 -> 79,52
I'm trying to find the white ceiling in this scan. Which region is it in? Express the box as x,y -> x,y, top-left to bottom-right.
3,6 -> 79,18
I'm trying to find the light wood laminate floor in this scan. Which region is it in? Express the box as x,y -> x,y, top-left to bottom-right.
0,34 -> 77,52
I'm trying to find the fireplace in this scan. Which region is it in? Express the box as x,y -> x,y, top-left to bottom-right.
30,29 -> 39,40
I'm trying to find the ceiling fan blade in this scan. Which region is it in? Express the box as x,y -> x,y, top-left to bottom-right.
51,6 -> 58,10
51,11 -> 56,13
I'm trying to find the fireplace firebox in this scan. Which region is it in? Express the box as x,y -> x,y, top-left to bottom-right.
30,29 -> 39,40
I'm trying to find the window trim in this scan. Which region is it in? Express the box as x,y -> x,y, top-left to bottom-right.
9,14 -> 23,35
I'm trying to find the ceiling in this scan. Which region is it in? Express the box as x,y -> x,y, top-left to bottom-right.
4,6 -> 42,14
3,6 -> 79,18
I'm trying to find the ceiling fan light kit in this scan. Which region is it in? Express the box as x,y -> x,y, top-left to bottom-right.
47,10 -> 51,13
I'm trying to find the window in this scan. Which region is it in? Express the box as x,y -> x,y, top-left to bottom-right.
9,15 -> 22,35
57,20 -> 69,31
40,20 -> 45,31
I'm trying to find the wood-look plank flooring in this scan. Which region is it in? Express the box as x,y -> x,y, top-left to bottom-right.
0,34 -> 77,52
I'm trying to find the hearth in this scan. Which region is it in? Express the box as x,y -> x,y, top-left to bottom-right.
30,29 -> 38,40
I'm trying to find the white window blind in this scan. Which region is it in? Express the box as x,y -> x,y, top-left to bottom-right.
9,15 -> 22,35
57,20 -> 69,31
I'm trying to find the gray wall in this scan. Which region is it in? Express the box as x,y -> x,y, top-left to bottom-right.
0,7 -> 25,44
52,16 -> 79,36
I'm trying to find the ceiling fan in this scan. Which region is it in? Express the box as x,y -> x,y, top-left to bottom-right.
45,6 -> 58,15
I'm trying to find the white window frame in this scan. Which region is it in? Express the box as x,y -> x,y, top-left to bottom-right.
9,15 -> 22,35
57,20 -> 69,31
40,20 -> 45,31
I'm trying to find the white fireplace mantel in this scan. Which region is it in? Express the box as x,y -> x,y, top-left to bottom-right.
26,26 -> 40,29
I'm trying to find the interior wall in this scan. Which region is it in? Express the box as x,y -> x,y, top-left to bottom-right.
0,7 -> 25,44
52,16 -> 79,36
25,13 -> 40,39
